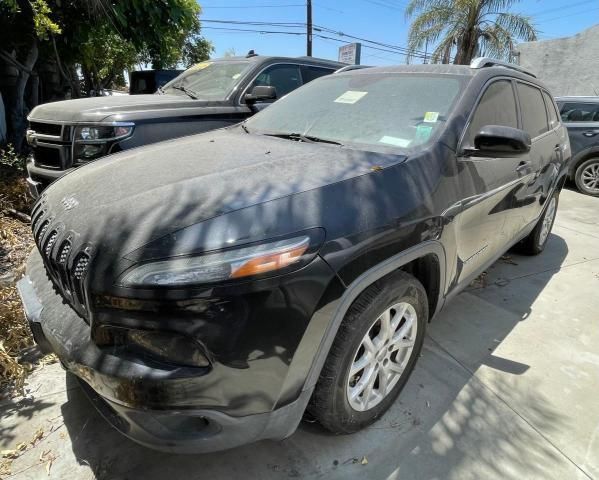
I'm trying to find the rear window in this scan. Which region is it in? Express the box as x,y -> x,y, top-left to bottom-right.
543,92 -> 559,129
559,102 -> 599,122
517,83 -> 550,138
301,65 -> 335,83
246,73 -> 466,152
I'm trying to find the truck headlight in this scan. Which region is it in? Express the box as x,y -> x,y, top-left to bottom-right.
73,123 -> 134,163
75,124 -> 133,141
120,235 -> 316,287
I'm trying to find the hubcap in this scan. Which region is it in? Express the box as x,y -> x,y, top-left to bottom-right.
346,302 -> 418,412
539,196 -> 557,246
581,162 -> 599,193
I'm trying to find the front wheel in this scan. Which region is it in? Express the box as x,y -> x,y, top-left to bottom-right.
307,271 -> 427,434
517,191 -> 559,255
575,158 -> 599,197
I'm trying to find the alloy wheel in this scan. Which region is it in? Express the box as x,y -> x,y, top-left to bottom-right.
581,162 -> 599,194
538,196 -> 557,247
347,302 -> 418,412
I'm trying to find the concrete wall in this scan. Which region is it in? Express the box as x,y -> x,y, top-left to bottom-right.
517,24 -> 599,97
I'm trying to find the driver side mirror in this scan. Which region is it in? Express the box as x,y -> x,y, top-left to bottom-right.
244,85 -> 277,105
473,125 -> 531,155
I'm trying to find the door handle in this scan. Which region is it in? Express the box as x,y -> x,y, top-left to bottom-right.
516,161 -> 531,173
582,130 -> 599,137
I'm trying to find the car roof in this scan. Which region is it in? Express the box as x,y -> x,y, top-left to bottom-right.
210,55 -> 345,68
333,62 -> 551,91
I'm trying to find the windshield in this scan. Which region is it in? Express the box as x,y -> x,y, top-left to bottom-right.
162,61 -> 251,100
245,72 -> 466,151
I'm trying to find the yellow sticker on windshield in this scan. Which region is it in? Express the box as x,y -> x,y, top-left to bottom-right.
424,111 -> 439,122
188,62 -> 211,72
334,91 -> 368,104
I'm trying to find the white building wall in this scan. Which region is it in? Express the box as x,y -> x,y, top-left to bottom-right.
517,24 -> 599,96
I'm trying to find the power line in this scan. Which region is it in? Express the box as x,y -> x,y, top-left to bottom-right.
530,0 -> 597,18
201,19 -> 430,56
540,6 -> 599,23
201,3 -> 305,8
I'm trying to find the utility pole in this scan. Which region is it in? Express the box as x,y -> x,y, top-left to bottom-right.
306,0 -> 312,56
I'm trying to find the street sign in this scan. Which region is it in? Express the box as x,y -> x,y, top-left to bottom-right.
338,43 -> 361,65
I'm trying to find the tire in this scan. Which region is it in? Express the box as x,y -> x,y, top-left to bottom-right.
307,270 -> 427,434
517,191 -> 559,255
574,158 -> 599,197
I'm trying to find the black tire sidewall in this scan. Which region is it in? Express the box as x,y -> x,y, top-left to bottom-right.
329,274 -> 427,431
575,158 -> 599,197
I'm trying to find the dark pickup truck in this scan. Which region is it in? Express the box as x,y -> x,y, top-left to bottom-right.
25,54 -> 343,197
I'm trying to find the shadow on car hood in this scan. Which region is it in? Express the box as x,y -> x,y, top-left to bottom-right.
41,128 -> 407,256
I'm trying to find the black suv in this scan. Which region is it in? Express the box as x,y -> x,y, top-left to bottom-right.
25,54 -> 343,197
18,58 -> 569,453
556,96 -> 599,196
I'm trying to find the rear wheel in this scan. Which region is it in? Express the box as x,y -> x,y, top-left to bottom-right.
517,191 -> 559,255
575,158 -> 599,197
308,271 -> 427,434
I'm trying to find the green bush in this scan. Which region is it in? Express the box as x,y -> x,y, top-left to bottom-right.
0,145 -> 26,176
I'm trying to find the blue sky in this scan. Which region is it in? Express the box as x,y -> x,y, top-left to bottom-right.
198,0 -> 599,65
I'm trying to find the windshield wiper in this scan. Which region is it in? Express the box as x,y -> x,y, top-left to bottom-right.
263,132 -> 343,146
170,85 -> 198,99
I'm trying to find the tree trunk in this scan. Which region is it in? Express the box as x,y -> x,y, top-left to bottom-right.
10,40 -> 38,152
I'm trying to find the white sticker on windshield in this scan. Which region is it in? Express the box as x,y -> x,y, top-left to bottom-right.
424,111 -> 439,123
379,136 -> 412,148
334,91 -> 368,104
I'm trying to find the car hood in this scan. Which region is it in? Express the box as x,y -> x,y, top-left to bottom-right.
28,94 -> 227,123
38,128 -> 406,277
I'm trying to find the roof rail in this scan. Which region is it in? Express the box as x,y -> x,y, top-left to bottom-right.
470,57 -> 536,78
335,64 -> 372,73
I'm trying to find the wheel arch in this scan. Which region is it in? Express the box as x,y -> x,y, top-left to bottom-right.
304,240 -> 446,391
569,146 -> 599,179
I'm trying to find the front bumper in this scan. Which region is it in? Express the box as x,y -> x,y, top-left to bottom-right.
26,160 -> 72,198
16,251 -> 330,453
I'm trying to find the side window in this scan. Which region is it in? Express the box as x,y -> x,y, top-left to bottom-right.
466,80 -> 518,146
250,64 -> 302,99
542,92 -> 559,129
517,83 -> 550,138
559,102 -> 599,122
300,65 -> 335,84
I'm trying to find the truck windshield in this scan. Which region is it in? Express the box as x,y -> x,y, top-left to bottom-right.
162,61 -> 251,100
246,72 -> 466,151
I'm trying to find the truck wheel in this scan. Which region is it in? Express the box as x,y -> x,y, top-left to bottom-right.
518,191 -> 559,255
308,271 -> 427,434
575,158 -> 599,197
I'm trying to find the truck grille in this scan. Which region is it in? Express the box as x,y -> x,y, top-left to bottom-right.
32,146 -> 63,169
31,198 -> 92,320
29,121 -> 63,137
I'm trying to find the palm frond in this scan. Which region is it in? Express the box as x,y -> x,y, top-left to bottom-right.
494,12 -> 537,41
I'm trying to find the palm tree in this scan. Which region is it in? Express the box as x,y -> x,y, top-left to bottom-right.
406,0 -> 538,65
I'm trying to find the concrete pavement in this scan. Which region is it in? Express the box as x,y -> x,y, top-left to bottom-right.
1,187 -> 598,480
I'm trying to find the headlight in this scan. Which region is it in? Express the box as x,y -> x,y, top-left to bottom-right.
75,124 -> 133,141
73,123 -> 134,163
120,235 -> 314,287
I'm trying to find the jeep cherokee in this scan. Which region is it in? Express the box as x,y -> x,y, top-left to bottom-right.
18,57 -> 570,453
